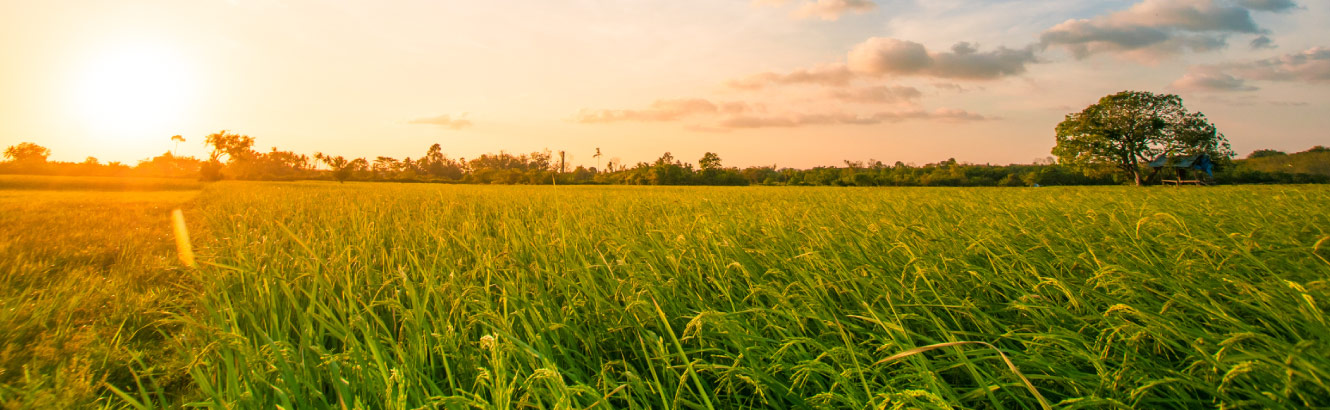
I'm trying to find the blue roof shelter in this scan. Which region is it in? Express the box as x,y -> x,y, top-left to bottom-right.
1148,154 -> 1214,185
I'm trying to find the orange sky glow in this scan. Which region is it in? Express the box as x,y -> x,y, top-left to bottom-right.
2,0 -> 1327,168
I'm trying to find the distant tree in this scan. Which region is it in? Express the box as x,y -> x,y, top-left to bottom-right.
254,148 -> 312,179
372,156 -> 401,178
137,151 -> 204,178
656,152 -> 676,166
1246,149 -> 1286,159
420,143 -> 466,180
202,131 -> 317,180
699,152 -> 722,172
698,152 -> 727,184
571,165 -> 593,183
1052,91 -> 1233,186
171,135 -> 186,155
204,130 -> 255,163
4,142 -> 51,164
314,152 -> 366,183
649,152 -> 692,185
593,147 -> 602,172
199,160 -> 224,181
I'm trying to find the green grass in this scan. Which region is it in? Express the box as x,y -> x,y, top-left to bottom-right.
0,189 -> 198,408
2,179 -> 1329,408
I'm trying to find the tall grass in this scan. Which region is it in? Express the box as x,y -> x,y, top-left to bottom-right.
162,182 -> 1329,408
0,190 -> 198,407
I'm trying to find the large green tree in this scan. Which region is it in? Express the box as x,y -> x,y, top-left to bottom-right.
1052,91 -> 1233,186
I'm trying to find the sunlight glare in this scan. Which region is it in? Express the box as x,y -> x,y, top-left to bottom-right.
72,43 -> 194,144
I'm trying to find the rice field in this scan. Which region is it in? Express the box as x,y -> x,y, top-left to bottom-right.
0,174 -> 202,191
3,180 -> 1329,408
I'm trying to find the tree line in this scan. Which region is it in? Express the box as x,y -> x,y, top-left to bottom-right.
3,91 -> 1326,186
4,135 -> 1326,187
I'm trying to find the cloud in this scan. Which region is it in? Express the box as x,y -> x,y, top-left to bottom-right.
932,82 -> 986,93
717,108 -> 990,129
847,38 -> 1037,79
1227,46 -> 1330,82
573,97 -> 987,129
1200,96 -> 1308,106
827,85 -> 923,104
1170,46 -> 1330,92
1236,0 -> 1298,12
574,99 -> 752,123
1268,100 -> 1308,106
1169,67 -> 1258,92
753,0 -> 876,21
793,0 -> 876,21
728,38 -> 1035,89
725,64 -> 854,89
1249,35 -> 1276,49
408,114 -> 472,129
1038,0 -> 1282,59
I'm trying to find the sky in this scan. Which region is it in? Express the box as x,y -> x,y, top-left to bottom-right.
1,0 -> 1327,168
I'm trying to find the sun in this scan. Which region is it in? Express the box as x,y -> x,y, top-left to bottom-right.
71,43 -> 195,143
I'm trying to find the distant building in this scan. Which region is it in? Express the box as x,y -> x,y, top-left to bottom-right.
1148,154 -> 1215,185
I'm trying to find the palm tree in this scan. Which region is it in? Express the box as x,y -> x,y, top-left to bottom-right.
171,135 -> 185,156
594,147 -> 602,172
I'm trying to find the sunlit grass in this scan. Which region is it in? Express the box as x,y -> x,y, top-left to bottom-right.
0,189 -> 198,407
173,182 -> 1329,408
2,180 -> 1328,408
0,175 -> 201,191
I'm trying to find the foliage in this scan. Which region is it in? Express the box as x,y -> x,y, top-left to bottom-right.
1052,91 -> 1234,185
3,142 -> 51,164
135,152 -> 203,178
1247,149 -> 1287,159
314,152 -> 368,183
1217,146 -> 1330,184
198,160 -> 225,182
3,134 -> 1324,187
203,130 -> 255,163
203,130 -> 314,180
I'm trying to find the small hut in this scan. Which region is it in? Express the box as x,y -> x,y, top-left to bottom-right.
1148,154 -> 1214,185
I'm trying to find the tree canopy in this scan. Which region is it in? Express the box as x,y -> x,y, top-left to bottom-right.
4,142 -> 51,164
1052,91 -> 1233,186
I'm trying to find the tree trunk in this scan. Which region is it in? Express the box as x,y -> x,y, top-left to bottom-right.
1130,151 -> 1143,186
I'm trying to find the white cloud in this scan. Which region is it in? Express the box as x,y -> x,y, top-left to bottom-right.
408,114 -> 473,130
725,64 -> 855,89
1170,67 -> 1258,91
574,99 -> 752,123
1039,0 -> 1293,60
1228,46 -> 1330,82
848,38 -> 1037,79
792,0 -> 876,21
717,108 -> 989,129
827,85 -> 923,104
752,0 -> 876,21
1170,46 -> 1330,92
